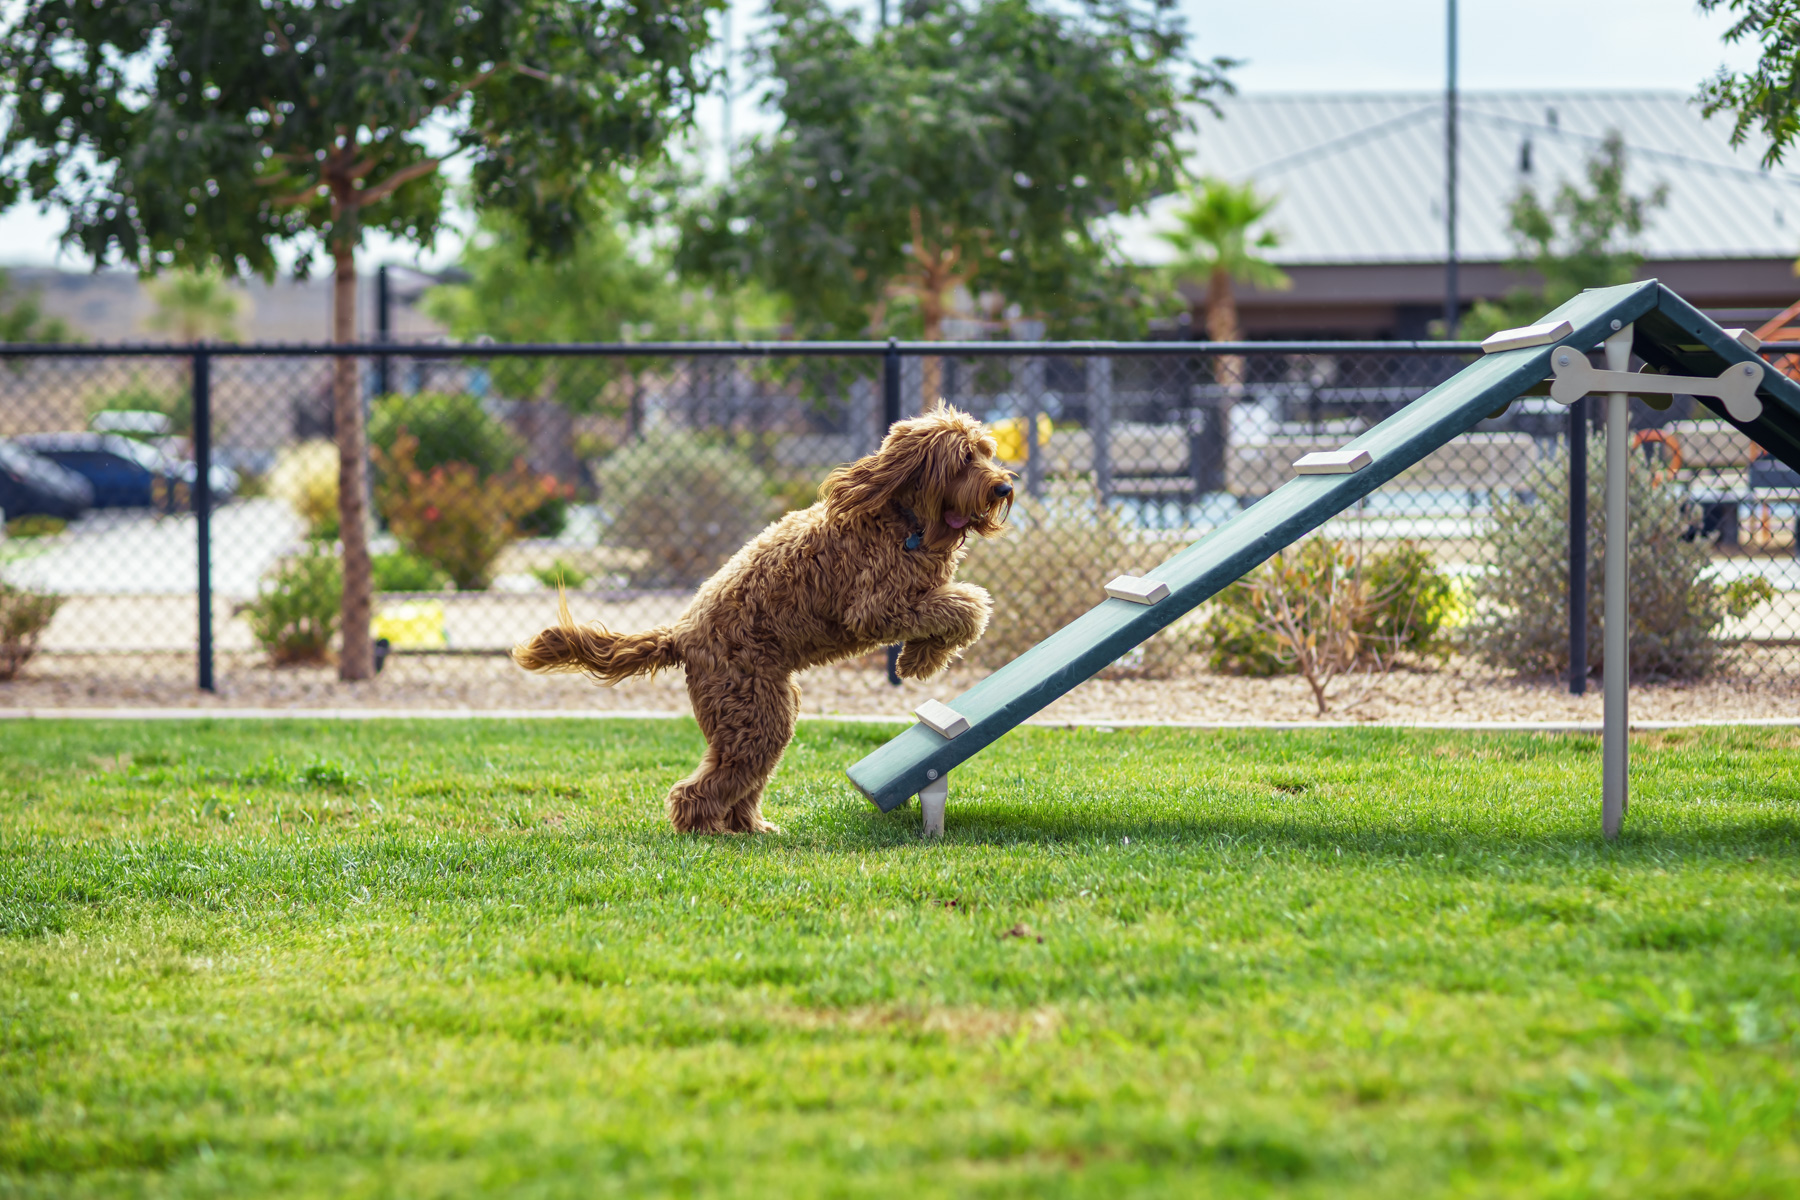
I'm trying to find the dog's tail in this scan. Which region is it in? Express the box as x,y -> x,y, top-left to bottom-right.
511,591 -> 681,684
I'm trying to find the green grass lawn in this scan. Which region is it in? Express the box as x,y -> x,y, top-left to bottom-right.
1,718 -> 1796,1198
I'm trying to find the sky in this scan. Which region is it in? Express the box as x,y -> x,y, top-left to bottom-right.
0,0 -> 1767,272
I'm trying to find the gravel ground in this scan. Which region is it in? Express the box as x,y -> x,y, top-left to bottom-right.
4,649 -> 1797,724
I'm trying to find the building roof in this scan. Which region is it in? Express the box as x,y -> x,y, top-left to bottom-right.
1117,90 -> 1800,267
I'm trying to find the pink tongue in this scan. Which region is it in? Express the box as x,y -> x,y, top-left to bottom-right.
945,512 -> 969,529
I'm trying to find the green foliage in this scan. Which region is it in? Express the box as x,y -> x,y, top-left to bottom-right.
1469,434 -> 1773,680
0,0 -> 723,274
2,718 -> 1799,1193
1204,538 -> 1455,678
145,267 -> 245,342
426,202 -> 785,346
2,514 -> 64,539
0,581 -> 61,680
371,552 -> 450,594
370,393 -> 525,480
593,433 -> 774,588
1460,132 -> 1668,340
87,374 -> 191,438
530,558 -> 592,590
1160,176 -> 1291,340
0,268 -> 71,343
373,431 -> 562,592
676,0 -> 1226,337
1697,0 -> 1800,165
243,550 -> 340,666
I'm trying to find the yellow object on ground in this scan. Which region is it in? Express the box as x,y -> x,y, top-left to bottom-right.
373,600 -> 448,649
990,413 -> 1054,463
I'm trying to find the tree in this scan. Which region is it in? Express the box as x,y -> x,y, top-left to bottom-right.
425,200 -> 782,345
1159,176 -> 1289,343
0,0 -> 719,679
677,0 -> 1226,402
1696,0 -> 1800,165
1460,131 -> 1667,341
146,269 -> 244,343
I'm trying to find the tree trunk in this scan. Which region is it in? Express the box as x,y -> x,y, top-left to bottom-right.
333,244 -> 375,681
1206,266 -> 1243,388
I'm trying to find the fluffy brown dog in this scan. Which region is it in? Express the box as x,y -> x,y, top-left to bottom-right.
512,402 -> 1015,833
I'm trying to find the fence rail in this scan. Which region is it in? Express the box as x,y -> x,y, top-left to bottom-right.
1,339 -> 1796,702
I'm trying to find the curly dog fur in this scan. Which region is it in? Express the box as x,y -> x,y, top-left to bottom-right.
512,402 -> 1015,833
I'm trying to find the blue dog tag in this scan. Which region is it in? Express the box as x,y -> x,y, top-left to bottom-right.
904,532 -> 923,551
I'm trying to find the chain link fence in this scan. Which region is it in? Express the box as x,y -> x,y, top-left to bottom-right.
1,340 -> 1796,700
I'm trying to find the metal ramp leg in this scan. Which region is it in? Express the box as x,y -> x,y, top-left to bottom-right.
920,771 -> 947,838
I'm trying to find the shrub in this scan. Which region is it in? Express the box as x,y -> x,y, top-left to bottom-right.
268,440 -> 340,540
370,392 -> 525,477
4,515 -> 66,539
530,558 -> 591,590
1469,433 -> 1775,680
593,432 -> 775,588
243,549 -> 340,666
0,582 -> 62,680
958,491 -> 1188,675
1205,538 -> 1451,714
87,375 -> 191,437
371,391 -> 568,537
1204,538 -> 1455,679
372,551 -> 450,593
373,431 -> 564,591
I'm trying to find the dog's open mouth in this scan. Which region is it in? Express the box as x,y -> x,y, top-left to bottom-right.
944,511 -> 969,529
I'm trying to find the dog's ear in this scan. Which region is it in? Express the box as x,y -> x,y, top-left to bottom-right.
821,421 -> 935,520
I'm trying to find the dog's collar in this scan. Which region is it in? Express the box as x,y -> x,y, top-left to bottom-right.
897,504 -> 925,552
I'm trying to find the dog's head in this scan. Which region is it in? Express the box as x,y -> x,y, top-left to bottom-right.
821,400 -> 1015,552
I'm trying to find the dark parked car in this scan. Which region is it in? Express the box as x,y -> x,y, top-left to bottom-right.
0,440 -> 95,521
13,433 -> 237,510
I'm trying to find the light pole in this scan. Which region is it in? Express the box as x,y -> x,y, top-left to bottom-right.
1444,0 -> 1459,337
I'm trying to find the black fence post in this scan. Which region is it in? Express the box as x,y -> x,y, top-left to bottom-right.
883,337 -> 901,429
1568,395 -> 1587,695
883,337 -> 904,686
194,346 -> 215,693
375,264 -> 391,397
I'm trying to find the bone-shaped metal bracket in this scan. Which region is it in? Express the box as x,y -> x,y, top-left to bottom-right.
1547,346 -> 1764,423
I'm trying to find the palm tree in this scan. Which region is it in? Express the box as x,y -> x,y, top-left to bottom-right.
1161,178 -> 1290,389
145,269 -> 246,343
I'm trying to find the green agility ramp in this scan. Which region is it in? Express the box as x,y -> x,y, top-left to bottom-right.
847,279 -> 1800,824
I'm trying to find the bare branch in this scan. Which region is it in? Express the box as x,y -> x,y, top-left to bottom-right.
351,158 -> 441,208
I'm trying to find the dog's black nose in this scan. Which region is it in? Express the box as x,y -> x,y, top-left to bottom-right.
993,481 -> 1013,498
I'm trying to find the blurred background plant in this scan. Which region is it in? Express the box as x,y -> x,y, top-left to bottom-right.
1456,132 -> 1667,341
592,432 -> 774,588
0,268 -> 72,344
0,581 -> 62,680
267,440 -> 341,542
960,490 -> 1190,676
2,515 -> 66,540
1469,433 -> 1774,679
85,375 -> 192,439
242,549 -> 340,666
1204,538 -> 1456,707
144,267 -> 246,343
369,391 -> 569,539
529,558 -> 592,590
373,431 -> 565,591
372,550 -> 451,593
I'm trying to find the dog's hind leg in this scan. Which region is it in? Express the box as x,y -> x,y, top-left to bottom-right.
665,668 -> 798,834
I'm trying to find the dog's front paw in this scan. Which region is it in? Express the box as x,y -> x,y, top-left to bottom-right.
896,637 -> 959,680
